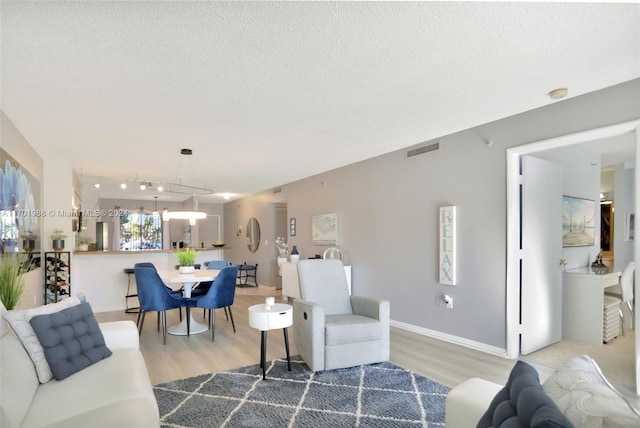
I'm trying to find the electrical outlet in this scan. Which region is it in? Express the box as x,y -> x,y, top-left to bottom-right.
444,294 -> 453,309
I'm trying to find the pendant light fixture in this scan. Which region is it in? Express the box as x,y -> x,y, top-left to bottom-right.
162,148 -> 208,223
152,196 -> 160,218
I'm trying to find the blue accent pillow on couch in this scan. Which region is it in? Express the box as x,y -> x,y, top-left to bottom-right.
477,360 -> 573,428
29,302 -> 112,380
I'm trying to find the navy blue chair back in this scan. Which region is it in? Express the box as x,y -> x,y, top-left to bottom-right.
135,262 -> 156,270
134,266 -> 184,312
206,260 -> 231,270
195,265 -> 239,310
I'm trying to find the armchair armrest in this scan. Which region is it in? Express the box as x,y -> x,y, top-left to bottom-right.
351,296 -> 390,322
99,320 -> 140,350
293,299 -> 327,372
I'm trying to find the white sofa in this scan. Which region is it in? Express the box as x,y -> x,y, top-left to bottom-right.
1,312 -> 159,428
445,377 -> 503,427
445,357 -> 640,427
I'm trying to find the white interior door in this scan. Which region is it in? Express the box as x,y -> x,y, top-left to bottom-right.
634,126 -> 639,395
520,155 -> 563,355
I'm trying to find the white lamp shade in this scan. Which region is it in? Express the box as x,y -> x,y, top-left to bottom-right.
162,211 -> 207,222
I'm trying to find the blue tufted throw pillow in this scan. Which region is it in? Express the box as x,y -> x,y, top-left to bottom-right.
29,302 -> 112,381
477,360 -> 573,428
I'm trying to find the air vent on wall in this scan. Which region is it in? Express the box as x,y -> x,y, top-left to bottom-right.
406,141 -> 439,158
273,187 -> 282,194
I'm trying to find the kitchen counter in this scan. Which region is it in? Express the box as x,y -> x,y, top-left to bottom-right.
71,248 -> 227,312
74,247 -> 229,255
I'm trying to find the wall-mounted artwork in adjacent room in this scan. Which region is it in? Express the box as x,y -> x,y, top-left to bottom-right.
562,195 -> 595,247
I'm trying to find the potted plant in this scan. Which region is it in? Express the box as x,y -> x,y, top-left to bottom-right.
51,230 -> 67,251
76,235 -> 92,251
20,231 -> 37,252
0,253 -> 27,310
175,248 -> 197,274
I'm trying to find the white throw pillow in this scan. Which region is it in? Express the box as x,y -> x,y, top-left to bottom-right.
3,297 -> 82,383
542,354 -> 640,427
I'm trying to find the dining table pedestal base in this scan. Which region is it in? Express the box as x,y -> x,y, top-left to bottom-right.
168,313 -> 208,336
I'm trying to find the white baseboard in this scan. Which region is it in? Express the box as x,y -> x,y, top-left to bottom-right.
391,319 -> 509,358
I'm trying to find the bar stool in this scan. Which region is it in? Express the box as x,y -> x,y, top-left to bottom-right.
237,262 -> 258,287
123,268 -> 140,313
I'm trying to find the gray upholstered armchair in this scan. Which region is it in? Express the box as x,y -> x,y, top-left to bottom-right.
293,259 -> 390,372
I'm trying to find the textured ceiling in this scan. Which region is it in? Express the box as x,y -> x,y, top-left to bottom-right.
2,2 -> 639,203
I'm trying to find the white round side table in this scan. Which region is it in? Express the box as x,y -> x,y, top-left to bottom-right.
248,303 -> 293,379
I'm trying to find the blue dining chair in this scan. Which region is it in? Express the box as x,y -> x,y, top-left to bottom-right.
191,260 -> 232,297
134,262 -> 183,326
191,265 -> 239,341
191,261 -> 232,319
134,266 -> 189,344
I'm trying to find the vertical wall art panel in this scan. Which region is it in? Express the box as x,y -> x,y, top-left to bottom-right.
439,206 -> 456,285
1,148 -> 42,270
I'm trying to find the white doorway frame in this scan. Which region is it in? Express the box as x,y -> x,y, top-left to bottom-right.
506,119 -> 640,361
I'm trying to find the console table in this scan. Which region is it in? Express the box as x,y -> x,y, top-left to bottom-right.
562,267 -> 621,345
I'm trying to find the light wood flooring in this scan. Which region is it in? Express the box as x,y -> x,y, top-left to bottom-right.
95,286 -> 518,388
95,285 -> 639,410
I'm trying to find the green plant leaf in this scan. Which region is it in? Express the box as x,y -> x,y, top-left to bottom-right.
0,253 -> 27,310
174,248 -> 197,266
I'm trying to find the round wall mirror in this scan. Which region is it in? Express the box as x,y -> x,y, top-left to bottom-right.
246,217 -> 261,253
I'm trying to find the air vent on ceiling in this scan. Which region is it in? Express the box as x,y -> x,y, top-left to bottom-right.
273,187 -> 282,194
406,141 -> 440,158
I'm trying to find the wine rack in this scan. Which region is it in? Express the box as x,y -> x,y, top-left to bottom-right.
44,251 -> 71,304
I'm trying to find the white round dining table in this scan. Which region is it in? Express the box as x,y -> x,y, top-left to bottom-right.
158,269 -> 220,336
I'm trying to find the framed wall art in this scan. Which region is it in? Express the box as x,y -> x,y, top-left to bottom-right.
625,212 -> 635,241
1,148 -> 42,270
312,213 -> 337,245
439,205 -> 456,285
562,195 -> 596,247
290,217 -> 296,236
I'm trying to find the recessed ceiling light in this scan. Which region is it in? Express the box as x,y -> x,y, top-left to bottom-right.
548,88 -> 568,100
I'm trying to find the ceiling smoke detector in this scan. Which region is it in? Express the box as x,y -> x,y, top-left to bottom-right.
548,88 -> 568,100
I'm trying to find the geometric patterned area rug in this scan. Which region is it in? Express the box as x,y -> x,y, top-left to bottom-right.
154,356 -> 450,427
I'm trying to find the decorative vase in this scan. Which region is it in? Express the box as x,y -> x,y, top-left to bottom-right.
77,244 -> 89,251
290,245 -> 300,262
23,239 -> 36,252
179,266 -> 195,274
52,239 -> 65,252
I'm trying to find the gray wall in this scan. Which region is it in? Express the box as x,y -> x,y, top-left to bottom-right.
224,79 -> 640,350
